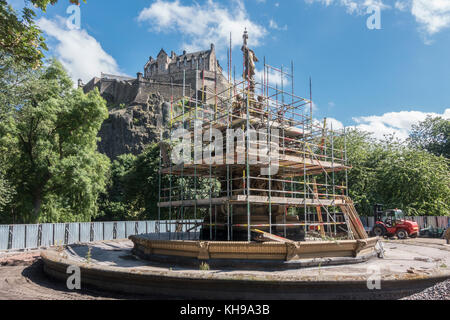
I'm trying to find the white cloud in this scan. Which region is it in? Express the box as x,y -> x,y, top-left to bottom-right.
305,0 -> 450,37
313,117 -> 344,131
411,0 -> 450,35
352,108 -> 450,140
254,67 -> 290,87
137,0 -> 267,54
37,17 -> 124,84
269,19 -> 288,31
395,1 -> 408,11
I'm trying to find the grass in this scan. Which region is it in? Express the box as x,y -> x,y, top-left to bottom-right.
85,246 -> 92,264
199,262 -> 210,271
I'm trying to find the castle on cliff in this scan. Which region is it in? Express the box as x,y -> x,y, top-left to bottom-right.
81,44 -> 228,106
80,44 -> 229,159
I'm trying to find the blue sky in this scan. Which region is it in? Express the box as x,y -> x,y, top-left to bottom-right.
10,0 -> 450,139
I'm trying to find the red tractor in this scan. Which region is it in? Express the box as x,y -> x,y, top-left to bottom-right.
372,204 -> 419,239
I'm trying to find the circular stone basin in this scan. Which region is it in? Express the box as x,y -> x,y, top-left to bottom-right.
129,235 -> 380,269
41,239 -> 450,300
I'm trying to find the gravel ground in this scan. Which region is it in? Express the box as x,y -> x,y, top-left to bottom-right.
402,279 -> 450,300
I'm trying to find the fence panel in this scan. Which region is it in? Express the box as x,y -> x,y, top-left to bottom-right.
438,216 -> 449,229
11,225 -> 25,250
93,223 -> 103,242
116,222 -> 126,239
103,222 -> 115,241
53,224 -> 66,245
0,225 -> 9,250
137,221 -> 146,235
41,224 -> 53,247
79,223 -> 91,243
126,222 -> 136,237
147,221 -> 156,234
67,223 -> 80,245
25,225 -> 39,249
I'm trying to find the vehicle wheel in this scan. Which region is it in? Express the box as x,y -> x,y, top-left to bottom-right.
373,225 -> 386,237
409,233 -> 418,239
396,229 -> 408,240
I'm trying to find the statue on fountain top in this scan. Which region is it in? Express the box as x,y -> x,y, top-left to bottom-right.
241,29 -> 259,93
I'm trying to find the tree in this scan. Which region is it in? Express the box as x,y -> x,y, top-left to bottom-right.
375,148 -> 449,216
0,0 -> 83,68
98,143 -> 221,222
334,129 -> 380,215
0,168 -> 14,212
409,116 -> 450,158
336,129 -> 450,216
0,59 -> 109,223
97,154 -> 137,221
98,145 -> 162,221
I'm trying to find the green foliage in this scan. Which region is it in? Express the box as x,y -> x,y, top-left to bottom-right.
408,116 -> 450,159
98,146 -> 161,221
98,143 -> 221,221
199,262 -> 210,271
0,0 -> 84,69
97,153 -> 138,221
337,129 -> 450,216
375,147 -> 449,216
0,59 -> 110,223
0,168 -> 14,211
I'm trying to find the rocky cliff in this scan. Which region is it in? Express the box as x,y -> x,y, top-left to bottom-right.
97,93 -> 171,159
83,75 -> 172,159
83,66 -> 228,160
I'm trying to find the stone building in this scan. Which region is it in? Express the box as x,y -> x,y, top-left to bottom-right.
144,44 -> 222,79
83,43 -> 228,107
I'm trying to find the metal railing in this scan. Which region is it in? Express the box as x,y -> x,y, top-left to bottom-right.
0,220 -> 202,251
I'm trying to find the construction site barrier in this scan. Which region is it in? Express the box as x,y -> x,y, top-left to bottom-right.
0,220 -> 202,251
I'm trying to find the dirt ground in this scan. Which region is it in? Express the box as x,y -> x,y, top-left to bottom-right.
0,238 -> 449,300
0,251 -> 151,300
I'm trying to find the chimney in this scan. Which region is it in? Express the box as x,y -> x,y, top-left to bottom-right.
137,72 -> 143,81
77,79 -> 83,88
210,43 -> 215,51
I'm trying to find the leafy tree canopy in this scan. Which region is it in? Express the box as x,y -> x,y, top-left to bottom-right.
98,143 -> 221,222
336,129 -> 450,216
0,0 -> 83,68
0,58 -> 109,223
408,116 -> 450,159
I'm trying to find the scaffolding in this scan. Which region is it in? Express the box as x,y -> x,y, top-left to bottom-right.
157,31 -> 366,242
